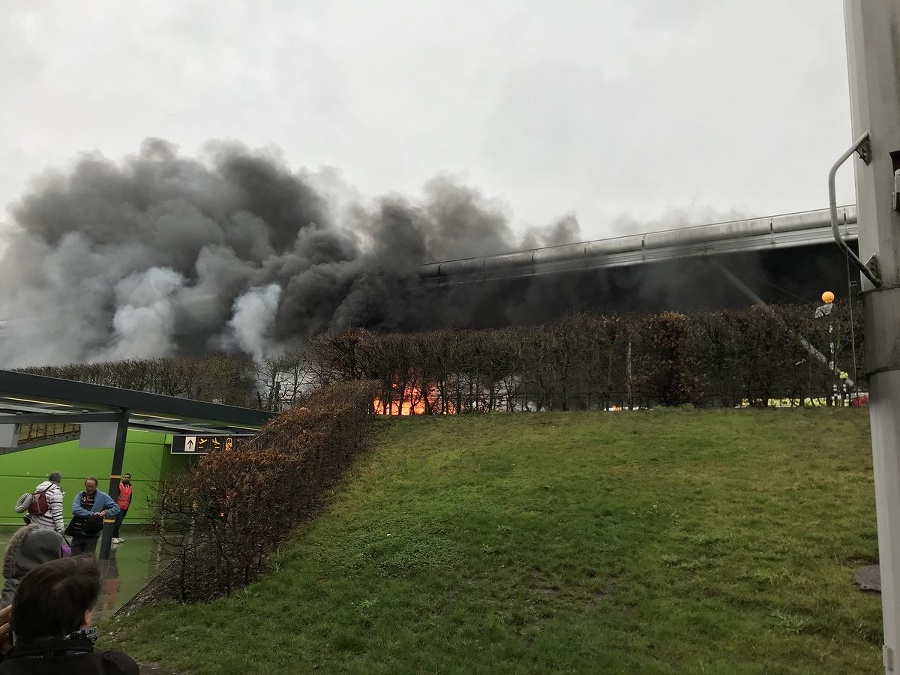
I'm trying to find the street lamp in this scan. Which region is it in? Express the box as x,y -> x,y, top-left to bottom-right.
814,290 -> 838,405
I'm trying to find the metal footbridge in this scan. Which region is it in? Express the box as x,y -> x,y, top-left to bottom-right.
419,205 -> 858,284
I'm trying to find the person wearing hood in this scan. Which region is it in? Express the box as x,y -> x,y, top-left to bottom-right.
0,556 -> 139,674
0,525 -> 66,609
27,472 -> 64,535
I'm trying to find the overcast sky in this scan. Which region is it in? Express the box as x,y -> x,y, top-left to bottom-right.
1,0 -> 856,242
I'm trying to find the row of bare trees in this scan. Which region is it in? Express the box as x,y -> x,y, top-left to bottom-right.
305,301 -> 863,411
20,355 -> 259,406
20,301 -> 863,411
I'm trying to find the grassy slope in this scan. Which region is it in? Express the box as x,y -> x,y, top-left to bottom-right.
104,409 -> 881,674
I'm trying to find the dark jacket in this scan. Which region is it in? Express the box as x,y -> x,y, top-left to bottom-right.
68,490 -> 119,540
0,636 -> 138,674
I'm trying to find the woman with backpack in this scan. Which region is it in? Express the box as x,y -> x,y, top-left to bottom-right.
23,472 -> 64,535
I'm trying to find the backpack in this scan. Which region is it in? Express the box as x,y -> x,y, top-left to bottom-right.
27,488 -> 50,516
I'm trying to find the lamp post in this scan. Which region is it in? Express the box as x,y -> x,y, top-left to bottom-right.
849,279 -> 859,396
815,290 -> 837,405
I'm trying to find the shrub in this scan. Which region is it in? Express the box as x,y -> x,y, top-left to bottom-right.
633,312 -> 705,407
150,379 -> 378,602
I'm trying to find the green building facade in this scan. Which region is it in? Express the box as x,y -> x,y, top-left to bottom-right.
0,430 -> 195,529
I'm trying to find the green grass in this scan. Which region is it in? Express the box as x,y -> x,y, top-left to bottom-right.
103,408 -> 882,674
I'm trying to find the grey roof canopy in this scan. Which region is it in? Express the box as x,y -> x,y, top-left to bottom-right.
0,369 -> 273,436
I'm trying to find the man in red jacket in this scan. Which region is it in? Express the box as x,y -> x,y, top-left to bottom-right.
111,474 -> 132,545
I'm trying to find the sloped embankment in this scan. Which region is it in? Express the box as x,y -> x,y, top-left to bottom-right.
106,408 -> 881,674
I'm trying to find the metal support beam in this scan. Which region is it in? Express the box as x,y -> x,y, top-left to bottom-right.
842,2 -> 900,672
0,370 -> 271,428
99,412 -> 129,561
0,412 -> 124,424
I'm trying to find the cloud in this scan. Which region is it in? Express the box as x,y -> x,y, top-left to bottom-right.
0,1 -> 854,241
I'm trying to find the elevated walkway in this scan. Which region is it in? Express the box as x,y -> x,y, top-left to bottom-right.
419,206 -> 857,284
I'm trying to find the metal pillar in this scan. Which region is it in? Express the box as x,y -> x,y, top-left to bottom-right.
842,2 -> 900,671
99,412 -> 129,561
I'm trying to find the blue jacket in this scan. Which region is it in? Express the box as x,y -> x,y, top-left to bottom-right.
72,490 -> 119,519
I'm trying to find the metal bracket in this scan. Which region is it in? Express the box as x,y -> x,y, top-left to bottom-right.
857,135 -> 872,165
829,131 -> 881,287
866,254 -> 880,279
893,169 -> 900,211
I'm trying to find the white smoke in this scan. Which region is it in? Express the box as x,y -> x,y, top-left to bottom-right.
223,284 -> 283,361
101,267 -> 184,361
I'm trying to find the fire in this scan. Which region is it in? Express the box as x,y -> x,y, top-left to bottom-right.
374,383 -> 455,415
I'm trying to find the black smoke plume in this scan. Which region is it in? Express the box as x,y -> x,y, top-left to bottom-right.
0,139 -> 852,368
0,139 -> 579,366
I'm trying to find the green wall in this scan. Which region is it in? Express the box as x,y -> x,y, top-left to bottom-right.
0,430 -> 196,528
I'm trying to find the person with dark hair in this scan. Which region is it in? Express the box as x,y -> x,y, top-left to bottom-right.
26,471 -> 64,535
0,557 -> 138,673
67,477 -> 118,556
0,525 -> 67,609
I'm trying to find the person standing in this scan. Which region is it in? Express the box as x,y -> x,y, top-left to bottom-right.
68,478 -> 118,557
111,474 -> 132,544
26,472 -> 65,535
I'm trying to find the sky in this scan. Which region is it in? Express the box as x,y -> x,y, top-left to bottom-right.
1,0 -> 857,244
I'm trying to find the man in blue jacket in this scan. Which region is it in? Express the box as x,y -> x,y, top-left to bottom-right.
68,477 -> 119,556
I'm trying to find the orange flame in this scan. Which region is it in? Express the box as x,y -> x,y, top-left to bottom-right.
374,383 -> 455,415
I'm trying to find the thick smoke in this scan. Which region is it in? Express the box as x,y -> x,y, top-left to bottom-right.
0,139 -> 579,366
0,139 -> 847,368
